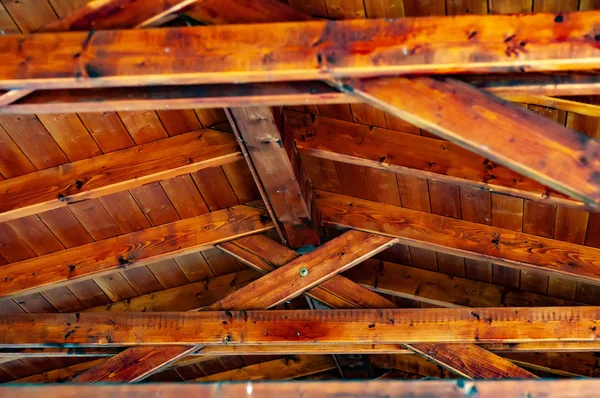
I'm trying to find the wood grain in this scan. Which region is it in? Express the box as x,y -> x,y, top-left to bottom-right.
0,205 -> 272,298
0,130 -> 241,222
1,12 -> 600,89
1,307 -> 600,346
316,190 -> 600,284
342,76 -> 600,206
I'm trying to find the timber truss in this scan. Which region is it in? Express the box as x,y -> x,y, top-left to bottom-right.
0,0 -> 600,395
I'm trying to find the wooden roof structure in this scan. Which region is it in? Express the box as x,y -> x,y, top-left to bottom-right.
0,0 -> 600,396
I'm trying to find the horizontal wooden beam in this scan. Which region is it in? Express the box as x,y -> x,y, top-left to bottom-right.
5,380 -> 600,397
0,130 -> 241,223
194,355 -> 336,382
345,259 -> 579,308
1,12 -> 599,90
290,113 -> 590,211
501,95 -> 600,117
1,75 -> 599,115
0,307 -> 598,347
0,205 -> 272,298
316,190 -> 600,284
340,76 -> 600,206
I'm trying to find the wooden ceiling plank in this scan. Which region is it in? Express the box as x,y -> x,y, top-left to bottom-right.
316,190 -> 600,284
290,113 -> 595,212
0,130 -> 241,223
2,307 -> 600,347
0,205 -> 273,299
1,12 -> 600,90
192,355 -> 336,382
340,77 -> 600,207
229,107 -> 320,247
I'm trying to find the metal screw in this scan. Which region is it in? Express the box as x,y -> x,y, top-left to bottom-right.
299,267 -> 309,277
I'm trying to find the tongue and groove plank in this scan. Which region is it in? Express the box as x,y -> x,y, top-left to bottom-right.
220,235 -> 533,379
73,230 -> 394,382
2,306 -> 600,347
229,107 -> 320,247
316,190 -> 600,284
0,205 -> 273,298
0,130 -> 241,223
290,113 -> 593,211
341,77 -> 600,207
1,12 -> 600,90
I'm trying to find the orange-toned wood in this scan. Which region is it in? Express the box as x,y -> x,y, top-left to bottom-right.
185,0 -> 310,25
0,205 -> 272,298
346,259 -> 578,308
193,355 -> 335,382
316,190 -> 600,284
0,130 -> 241,222
291,113 -> 593,212
342,77 -> 600,207
230,107 -> 319,247
2,12 -> 600,89
2,307 -> 600,346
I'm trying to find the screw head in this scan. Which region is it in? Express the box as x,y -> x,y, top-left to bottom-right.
299,267 -> 309,277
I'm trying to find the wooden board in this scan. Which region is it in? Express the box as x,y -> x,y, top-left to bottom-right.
1,12 -> 600,89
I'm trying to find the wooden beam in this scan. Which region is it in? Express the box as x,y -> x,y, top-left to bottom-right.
345,259 -> 579,308
1,12 -> 600,90
340,77 -> 600,206
405,344 -> 537,379
9,358 -> 106,384
0,205 -> 272,298
0,130 -> 241,223
74,231 -> 393,382
218,234 -> 396,310
229,107 -> 320,247
315,190 -> 600,284
1,307 -> 599,347
1,76 -> 599,115
290,112 -> 591,211
500,95 -> 600,117
221,236 -> 532,379
5,380 -> 600,397
193,355 -> 336,382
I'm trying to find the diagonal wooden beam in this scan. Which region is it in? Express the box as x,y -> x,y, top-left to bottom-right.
339,77 -> 600,207
228,107 -> 320,247
499,95 -> 600,117
0,130 -> 241,223
221,235 -> 533,379
289,112 -> 592,212
193,355 -> 336,382
1,12 -> 600,90
316,190 -> 600,284
73,231 -> 394,382
0,205 -> 272,298
2,307 -> 600,347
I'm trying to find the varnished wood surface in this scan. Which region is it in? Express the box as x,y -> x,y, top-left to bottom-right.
6,380 -> 600,398
290,112 -> 592,211
0,130 -> 241,222
1,12 -> 600,89
342,76 -> 600,206
0,205 -> 272,298
1,307 -> 599,347
316,191 -> 600,284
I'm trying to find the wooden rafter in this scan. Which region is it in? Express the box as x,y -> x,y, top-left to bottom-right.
0,130 -> 241,223
316,190 -> 600,284
290,112 -> 593,211
73,231 -> 394,382
0,206 -> 272,298
1,307 -> 599,347
1,12 -> 599,90
339,77 -> 600,206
